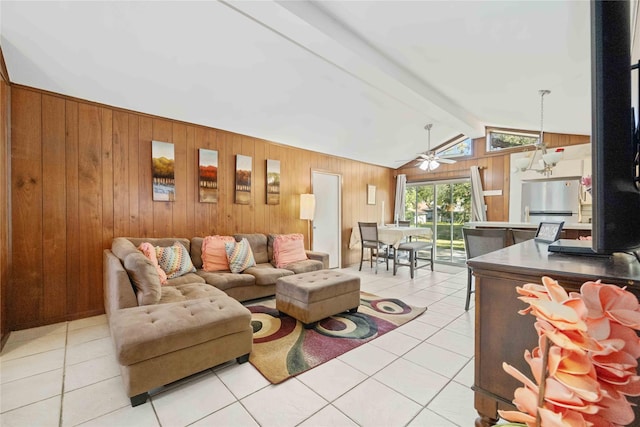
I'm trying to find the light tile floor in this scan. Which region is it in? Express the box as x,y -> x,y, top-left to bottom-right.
1,263 -> 486,427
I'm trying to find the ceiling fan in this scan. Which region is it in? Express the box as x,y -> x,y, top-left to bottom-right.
415,124 -> 457,171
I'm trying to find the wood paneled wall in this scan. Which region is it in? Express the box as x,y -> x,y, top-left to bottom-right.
8,85 -> 394,331
396,132 -> 590,221
1,50 -> 10,345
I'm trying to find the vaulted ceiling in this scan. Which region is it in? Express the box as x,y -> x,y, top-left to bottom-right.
1,1 -> 593,168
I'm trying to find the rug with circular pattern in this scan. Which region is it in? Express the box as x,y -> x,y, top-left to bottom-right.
247,292 -> 427,384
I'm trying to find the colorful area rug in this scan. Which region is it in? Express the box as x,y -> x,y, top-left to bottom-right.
248,292 -> 427,384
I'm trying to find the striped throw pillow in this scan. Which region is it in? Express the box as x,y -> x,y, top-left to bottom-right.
224,238 -> 256,273
155,241 -> 196,279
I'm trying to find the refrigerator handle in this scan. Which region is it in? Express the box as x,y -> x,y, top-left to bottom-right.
524,205 -> 530,222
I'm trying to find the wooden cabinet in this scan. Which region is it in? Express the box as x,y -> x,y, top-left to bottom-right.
468,240 -> 640,426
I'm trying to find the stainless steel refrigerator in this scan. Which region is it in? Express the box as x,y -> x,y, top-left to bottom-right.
521,178 -> 581,224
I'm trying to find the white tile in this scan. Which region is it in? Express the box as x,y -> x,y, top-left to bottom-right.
427,329 -> 475,357
0,368 -> 62,412
368,329 -> 421,356
66,324 -> 110,346
338,342 -> 397,376
444,314 -> 475,338
333,378 -> 422,426
64,354 -> 121,391
77,401 -> 159,427
5,323 -> 67,344
191,402 -> 259,427
0,395 -> 61,427
454,358 -> 475,388
298,405 -> 359,427
152,372 -> 236,426
408,407 -> 458,426
215,360 -> 270,399
61,377 -> 130,427
0,348 -> 64,384
297,358 -> 367,402
403,342 -> 470,378
374,358 -> 450,405
0,332 -> 66,362
412,309 -> 457,328
241,379 -> 326,427
395,318 -> 440,340
427,380 -> 478,426
65,336 -> 114,366
68,314 -> 108,331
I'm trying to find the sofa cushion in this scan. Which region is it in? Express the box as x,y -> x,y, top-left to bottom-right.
281,259 -> 325,274
123,252 -> 162,305
109,296 -> 251,366
112,237 -> 140,262
243,263 -> 294,286
165,272 -> 205,287
273,233 -> 308,268
202,235 -> 235,272
234,233 -> 268,264
156,242 -> 196,279
225,238 -> 256,273
137,242 -> 168,285
196,270 -> 256,292
158,282 -> 227,304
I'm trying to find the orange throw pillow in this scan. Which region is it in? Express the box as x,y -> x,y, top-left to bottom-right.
273,233 -> 307,268
202,235 -> 235,271
138,242 -> 168,285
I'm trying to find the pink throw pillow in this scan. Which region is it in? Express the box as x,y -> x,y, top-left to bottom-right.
138,242 -> 168,285
273,233 -> 308,268
202,235 -> 235,271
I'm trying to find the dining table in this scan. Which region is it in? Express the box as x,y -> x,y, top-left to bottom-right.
348,224 -> 433,249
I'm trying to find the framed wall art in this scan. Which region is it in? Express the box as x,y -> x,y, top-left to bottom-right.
235,154 -> 252,205
266,159 -> 280,205
152,140 -> 175,201
198,149 -> 218,203
367,184 -> 376,205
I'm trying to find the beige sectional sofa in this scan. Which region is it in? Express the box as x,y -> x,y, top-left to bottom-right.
104,234 -> 328,406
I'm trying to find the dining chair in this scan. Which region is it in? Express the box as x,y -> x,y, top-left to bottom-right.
358,222 -> 389,273
462,228 -> 509,311
512,229 -> 537,244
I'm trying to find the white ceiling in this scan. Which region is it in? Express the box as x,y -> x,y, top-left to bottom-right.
1,1 -> 592,168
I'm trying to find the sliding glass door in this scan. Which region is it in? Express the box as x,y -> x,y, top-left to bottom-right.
405,179 -> 470,265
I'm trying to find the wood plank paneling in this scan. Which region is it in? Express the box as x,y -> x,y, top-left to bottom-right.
42,95 -> 67,320
6,85 -> 396,330
0,68 -> 10,346
10,88 -> 43,327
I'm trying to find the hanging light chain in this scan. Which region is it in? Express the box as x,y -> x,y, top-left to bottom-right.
539,90 -> 550,145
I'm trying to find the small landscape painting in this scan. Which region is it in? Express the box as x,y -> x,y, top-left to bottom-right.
266,159 -> 280,205
198,149 -> 218,203
235,154 -> 252,205
152,140 -> 175,201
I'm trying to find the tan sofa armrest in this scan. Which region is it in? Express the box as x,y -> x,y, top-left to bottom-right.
305,250 -> 329,269
104,250 -> 138,315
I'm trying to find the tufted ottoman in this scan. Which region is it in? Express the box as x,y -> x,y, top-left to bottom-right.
275,270 -> 361,327
109,294 -> 253,406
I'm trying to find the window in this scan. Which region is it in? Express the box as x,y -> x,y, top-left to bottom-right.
438,136 -> 472,158
486,128 -> 539,152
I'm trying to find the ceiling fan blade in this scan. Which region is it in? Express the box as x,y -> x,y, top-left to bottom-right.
437,158 -> 457,164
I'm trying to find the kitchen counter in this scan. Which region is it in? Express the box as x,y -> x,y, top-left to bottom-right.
465,221 -> 592,230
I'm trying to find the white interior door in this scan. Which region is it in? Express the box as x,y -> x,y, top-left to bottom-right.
312,171 -> 341,268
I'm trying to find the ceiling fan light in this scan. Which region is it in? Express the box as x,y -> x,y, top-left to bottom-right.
419,160 -> 429,170
429,160 -> 440,171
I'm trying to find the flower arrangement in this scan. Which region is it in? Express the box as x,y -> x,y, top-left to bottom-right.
499,276 -> 640,427
581,175 -> 592,194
